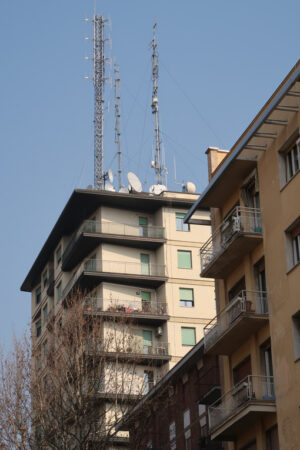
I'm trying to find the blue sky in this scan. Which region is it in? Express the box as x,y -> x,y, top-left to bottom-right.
1,0 -> 299,346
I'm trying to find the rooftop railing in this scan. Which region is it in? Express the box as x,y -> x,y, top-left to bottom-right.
208,375 -> 275,431
204,290 -> 268,351
84,297 -> 168,315
200,207 -> 262,272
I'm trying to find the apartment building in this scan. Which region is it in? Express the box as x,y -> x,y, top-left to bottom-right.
119,338 -> 222,450
21,187 -> 215,445
185,60 -> 300,450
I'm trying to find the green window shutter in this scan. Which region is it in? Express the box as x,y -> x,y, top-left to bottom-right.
180,288 -> 193,301
177,250 -> 192,268
181,327 -> 196,346
176,213 -> 189,231
139,217 -> 148,225
143,330 -> 153,346
141,291 -> 151,301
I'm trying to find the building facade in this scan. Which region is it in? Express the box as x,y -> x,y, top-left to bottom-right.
119,338 -> 223,450
185,60 -> 300,450
21,188 -> 215,445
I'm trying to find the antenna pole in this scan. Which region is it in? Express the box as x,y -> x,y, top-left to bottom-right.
93,15 -> 106,190
151,23 -> 166,185
114,62 -> 122,189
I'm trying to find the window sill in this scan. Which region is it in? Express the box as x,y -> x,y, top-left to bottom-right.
280,169 -> 300,193
182,344 -> 195,347
286,259 -> 300,275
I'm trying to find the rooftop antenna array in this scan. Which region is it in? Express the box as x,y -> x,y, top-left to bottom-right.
150,23 -> 167,186
114,62 -> 122,190
85,15 -> 109,190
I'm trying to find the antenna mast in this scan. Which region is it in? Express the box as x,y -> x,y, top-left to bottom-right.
93,15 -> 107,189
114,62 -> 122,189
151,23 -> 166,186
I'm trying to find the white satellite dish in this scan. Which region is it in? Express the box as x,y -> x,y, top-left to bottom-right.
119,186 -> 129,193
104,182 -> 115,192
186,182 -> 196,194
127,172 -> 142,193
107,169 -> 114,184
150,184 -> 166,195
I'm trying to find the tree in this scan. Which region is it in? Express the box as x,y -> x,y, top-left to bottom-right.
0,291 -> 152,449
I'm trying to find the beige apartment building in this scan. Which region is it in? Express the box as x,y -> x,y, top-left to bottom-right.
21,187 -> 215,445
185,60 -> 300,450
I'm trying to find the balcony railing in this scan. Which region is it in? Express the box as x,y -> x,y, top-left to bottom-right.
84,259 -> 166,277
62,259 -> 167,299
84,297 -> 168,315
63,220 -> 165,263
200,207 -> 262,273
88,341 -> 169,358
204,290 -> 268,351
208,375 -> 275,431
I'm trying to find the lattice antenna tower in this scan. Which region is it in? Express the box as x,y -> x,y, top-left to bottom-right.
151,23 -> 167,186
114,62 -> 122,189
93,15 -> 107,189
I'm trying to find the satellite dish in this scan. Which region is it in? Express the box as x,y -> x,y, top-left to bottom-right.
107,169 -> 114,183
127,172 -> 142,193
186,182 -> 196,194
104,182 -> 115,192
150,184 -> 167,195
119,187 -> 129,193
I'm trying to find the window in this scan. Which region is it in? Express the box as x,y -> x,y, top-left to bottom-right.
198,403 -> 207,428
143,330 -> 153,354
292,310 -> 300,361
233,356 -> 251,384
286,140 -> 300,182
169,420 -> 176,443
292,232 -> 300,266
36,320 -> 41,338
56,245 -> 62,266
42,270 -> 48,288
43,304 -> 48,322
141,291 -> 151,312
285,219 -> 300,270
181,327 -> 196,346
177,250 -> 192,269
144,370 -> 154,393
176,213 -> 189,231
56,282 -> 62,302
180,288 -> 194,307
36,286 -> 41,305
139,216 -> 148,237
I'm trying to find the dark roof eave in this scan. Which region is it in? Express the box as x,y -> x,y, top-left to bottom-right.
185,59 -> 300,221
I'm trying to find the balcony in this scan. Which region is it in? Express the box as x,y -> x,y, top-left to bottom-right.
87,341 -> 170,366
200,207 -> 263,278
84,297 -> 169,325
63,259 -> 167,300
208,375 -> 276,441
62,220 -> 165,271
204,290 -> 269,355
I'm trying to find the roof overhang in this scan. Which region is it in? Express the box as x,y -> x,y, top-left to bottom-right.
21,189 -> 204,292
185,59 -> 300,219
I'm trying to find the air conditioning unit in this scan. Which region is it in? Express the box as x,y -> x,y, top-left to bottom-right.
156,326 -> 163,337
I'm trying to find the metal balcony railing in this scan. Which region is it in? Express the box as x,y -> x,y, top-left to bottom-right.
84,259 -> 166,277
62,259 -> 166,299
88,375 -> 162,396
63,220 -> 165,263
200,207 -> 262,272
88,341 -> 169,357
204,290 -> 268,350
84,297 -> 168,315
208,375 -> 275,431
